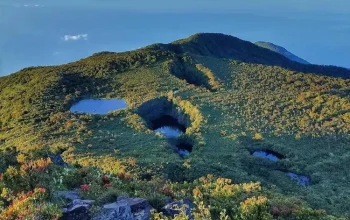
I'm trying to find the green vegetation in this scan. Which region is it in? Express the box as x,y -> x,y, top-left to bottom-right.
0,33 -> 349,219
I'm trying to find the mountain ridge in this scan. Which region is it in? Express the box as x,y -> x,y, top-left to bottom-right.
255,41 -> 310,64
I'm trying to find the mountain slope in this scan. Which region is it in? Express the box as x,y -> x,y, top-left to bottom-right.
0,33 -> 350,219
255,41 -> 310,64
147,33 -> 349,78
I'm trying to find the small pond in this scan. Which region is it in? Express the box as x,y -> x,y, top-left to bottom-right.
70,99 -> 128,114
176,143 -> 193,158
287,172 -> 310,187
152,115 -> 186,138
252,150 -> 284,162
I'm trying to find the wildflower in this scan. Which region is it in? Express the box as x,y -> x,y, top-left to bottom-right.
102,175 -> 110,184
80,184 -> 89,192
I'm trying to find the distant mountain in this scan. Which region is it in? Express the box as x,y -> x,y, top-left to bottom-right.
144,33 -> 348,78
255,41 -> 310,64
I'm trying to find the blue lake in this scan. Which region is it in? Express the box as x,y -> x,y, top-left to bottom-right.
252,150 -> 283,162
287,172 -> 310,187
70,99 -> 128,114
152,115 -> 186,138
155,126 -> 183,138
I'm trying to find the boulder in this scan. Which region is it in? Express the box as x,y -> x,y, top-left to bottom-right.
93,197 -> 151,220
162,199 -> 192,218
61,199 -> 94,220
93,201 -> 134,220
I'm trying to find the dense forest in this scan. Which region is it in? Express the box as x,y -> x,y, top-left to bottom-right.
0,33 -> 349,219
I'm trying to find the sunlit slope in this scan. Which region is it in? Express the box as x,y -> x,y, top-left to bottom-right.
0,33 -> 349,216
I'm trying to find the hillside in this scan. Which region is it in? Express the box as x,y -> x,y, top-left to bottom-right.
0,33 -> 349,219
255,41 -> 310,64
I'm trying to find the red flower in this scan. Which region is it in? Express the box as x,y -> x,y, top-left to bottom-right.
26,191 -> 33,197
102,175 -> 110,184
80,184 -> 89,192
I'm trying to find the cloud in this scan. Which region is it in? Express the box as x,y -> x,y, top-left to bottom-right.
23,4 -> 44,7
63,34 -> 88,41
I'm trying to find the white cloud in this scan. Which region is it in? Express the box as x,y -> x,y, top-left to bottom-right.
63,34 -> 88,41
23,4 -> 43,7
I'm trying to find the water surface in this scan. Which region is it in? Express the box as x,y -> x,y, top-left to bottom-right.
155,126 -> 183,138
152,115 -> 186,138
287,172 -> 310,187
252,150 -> 284,162
70,99 -> 127,114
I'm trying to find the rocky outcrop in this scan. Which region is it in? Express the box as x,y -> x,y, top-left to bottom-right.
61,199 -> 95,220
93,196 -> 151,220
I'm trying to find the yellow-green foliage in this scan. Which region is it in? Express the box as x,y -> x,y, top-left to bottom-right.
123,112 -> 148,132
67,155 -> 126,175
213,62 -> 350,137
0,188 -> 62,220
195,64 -> 221,90
170,95 -> 204,135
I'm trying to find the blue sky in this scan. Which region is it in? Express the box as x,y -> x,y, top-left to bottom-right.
0,0 -> 349,76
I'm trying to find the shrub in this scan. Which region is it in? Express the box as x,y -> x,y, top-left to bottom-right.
0,188 -> 62,220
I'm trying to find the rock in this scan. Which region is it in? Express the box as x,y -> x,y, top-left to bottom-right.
93,201 -> 134,220
162,199 -> 192,218
61,199 -> 95,220
54,191 -> 80,201
118,197 -> 151,220
93,197 -> 151,220
50,154 -> 67,166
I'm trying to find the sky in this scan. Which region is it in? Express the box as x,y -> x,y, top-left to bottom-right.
0,0 -> 350,76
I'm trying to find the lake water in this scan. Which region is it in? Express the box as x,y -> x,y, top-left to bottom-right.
155,126 -> 183,138
252,150 -> 283,162
70,99 -> 128,114
152,115 -> 186,138
287,172 -> 310,187
177,143 -> 193,158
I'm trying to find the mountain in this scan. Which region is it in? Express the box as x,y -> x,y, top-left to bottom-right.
0,33 -> 349,219
255,41 -> 310,64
